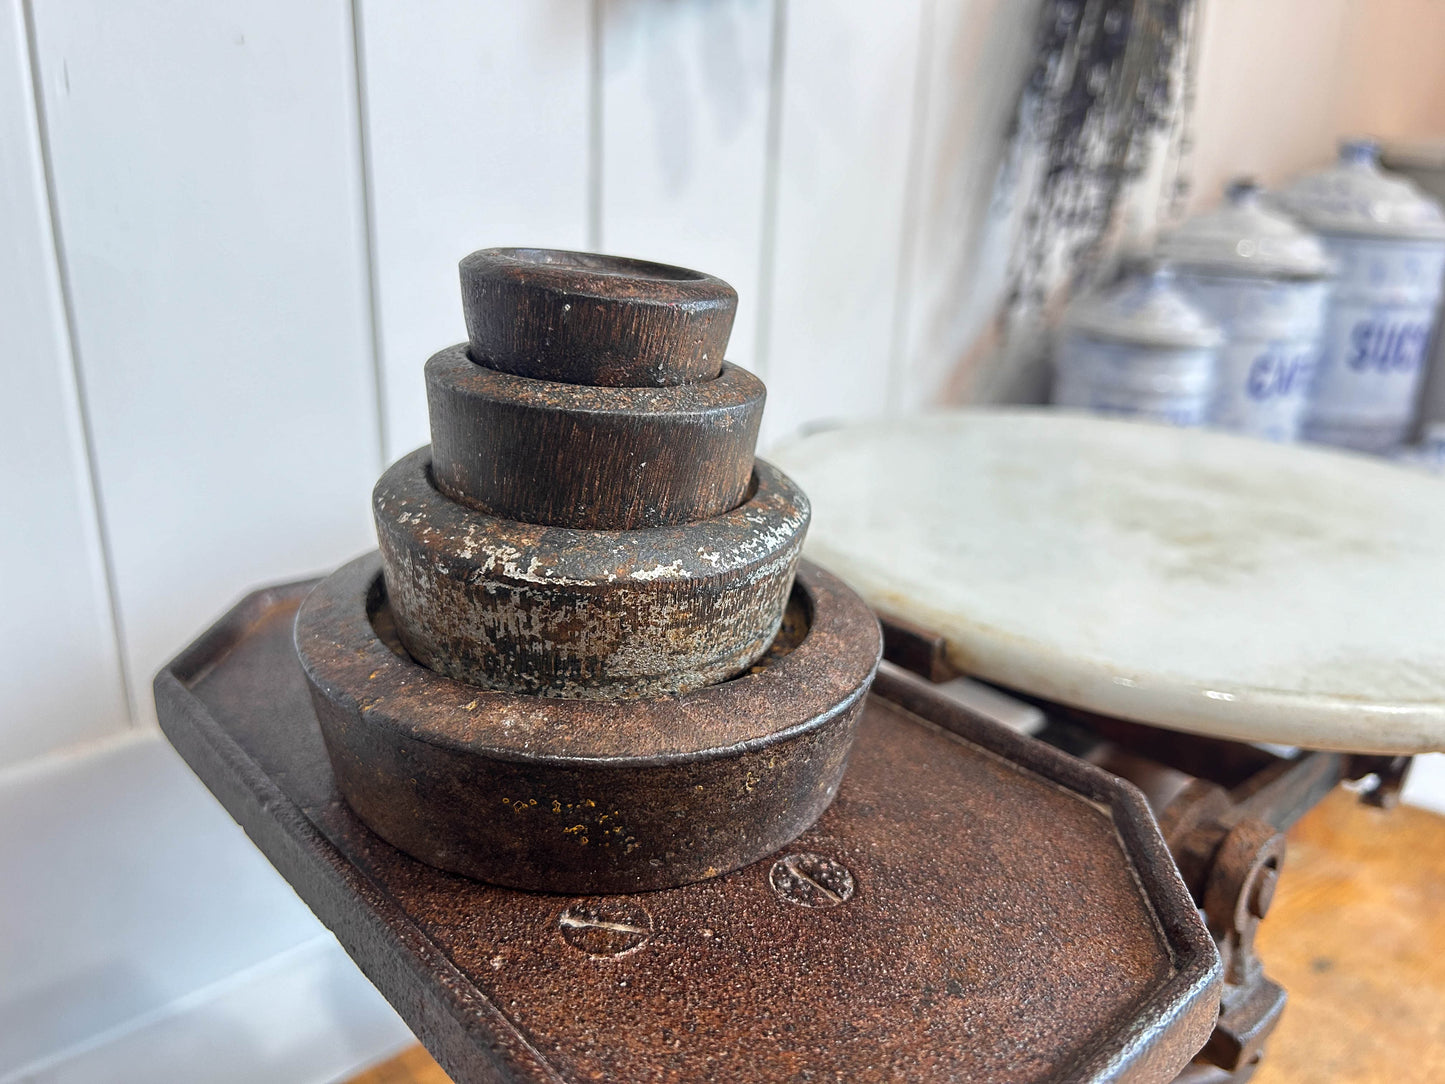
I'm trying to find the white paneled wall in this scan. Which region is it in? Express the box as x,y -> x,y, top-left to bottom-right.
0,0 -> 127,770
757,0 -> 925,441
357,0 -> 593,460
893,0 -> 1040,410
5,0 -> 1444,810
26,0 -> 382,729
598,0 -> 775,379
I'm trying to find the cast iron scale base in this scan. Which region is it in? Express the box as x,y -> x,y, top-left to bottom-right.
157,585 -> 1218,1083
156,249 -> 1222,1082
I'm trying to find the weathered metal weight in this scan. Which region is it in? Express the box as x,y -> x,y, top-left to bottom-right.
295,248 -> 882,894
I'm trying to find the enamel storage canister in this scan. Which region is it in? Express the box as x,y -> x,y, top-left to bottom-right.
1275,140 -> 1445,452
1053,266 -> 1222,427
1382,140 -> 1445,435
1158,180 -> 1333,442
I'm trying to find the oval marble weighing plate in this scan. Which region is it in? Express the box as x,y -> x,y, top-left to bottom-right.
772,409 -> 1445,754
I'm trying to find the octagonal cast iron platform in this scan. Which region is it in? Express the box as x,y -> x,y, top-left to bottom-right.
155,580 -> 1221,1084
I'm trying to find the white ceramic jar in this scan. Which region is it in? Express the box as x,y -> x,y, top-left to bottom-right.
1275,140 -> 1445,453
1053,267 -> 1222,426
1382,140 -> 1445,436
1157,180 -> 1333,442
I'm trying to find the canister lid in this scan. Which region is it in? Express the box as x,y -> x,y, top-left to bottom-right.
1274,139 -> 1445,242
1158,179 -> 1333,278
1061,266 -> 1223,349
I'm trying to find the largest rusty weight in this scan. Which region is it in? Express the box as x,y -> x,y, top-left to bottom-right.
294,552 -> 881,893
426,345 -> 764,529
374,447 -> 809,698
460,247 -> 736,387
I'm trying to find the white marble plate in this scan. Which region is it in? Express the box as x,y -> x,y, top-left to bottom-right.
772,410 -> 1445,753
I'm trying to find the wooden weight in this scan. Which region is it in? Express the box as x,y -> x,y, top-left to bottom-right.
295,552 -> 881,893
426,345 -> 764,529
459,248 -> 736,387
374,447 -> 809,699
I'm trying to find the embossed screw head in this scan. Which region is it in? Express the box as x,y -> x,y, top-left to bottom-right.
558,900 -> 653,957
769,853 -> 855,908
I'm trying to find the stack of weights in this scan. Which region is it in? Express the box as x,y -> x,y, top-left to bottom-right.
295,249 -> 881,894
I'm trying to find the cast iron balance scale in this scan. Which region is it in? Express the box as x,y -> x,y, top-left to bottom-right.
158,248 -> 1230,1083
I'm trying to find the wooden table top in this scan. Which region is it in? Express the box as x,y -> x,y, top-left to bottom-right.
351,787 -> 1445,1084
771,411 -> 1445,754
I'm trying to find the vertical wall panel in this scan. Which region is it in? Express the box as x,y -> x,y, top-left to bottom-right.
598,0 -> 774,374
29,0 -> 380,724
893,0 -> 1040,411
359,0 -> 593,460
756,0 -> 924,445
0,0 -> 128,768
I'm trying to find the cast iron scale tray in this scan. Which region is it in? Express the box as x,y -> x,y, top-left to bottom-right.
155,576 -> 1220,1084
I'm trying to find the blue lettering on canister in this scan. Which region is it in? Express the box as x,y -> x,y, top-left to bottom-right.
1246,349 -> 1316,400
1346,318 -> 1430,373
